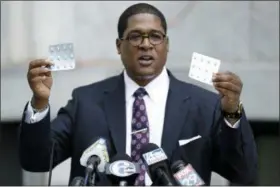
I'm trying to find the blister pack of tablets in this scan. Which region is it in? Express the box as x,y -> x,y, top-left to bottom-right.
48,43 -> 75,71
188,52 -> 221,85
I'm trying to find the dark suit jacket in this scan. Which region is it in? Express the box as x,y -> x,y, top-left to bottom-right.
19,71 -> 258,185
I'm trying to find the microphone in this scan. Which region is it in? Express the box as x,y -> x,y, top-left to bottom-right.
70,176 -> 85,186
171,160 -> 205,186
105,153 -> 140,186
80,137 -> 110,186
140,143 -> 176,186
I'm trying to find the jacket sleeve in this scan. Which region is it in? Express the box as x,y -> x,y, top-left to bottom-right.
211,99 -> 258,185
19,89 -> 79,172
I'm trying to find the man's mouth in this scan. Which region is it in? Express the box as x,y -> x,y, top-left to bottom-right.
138,55 -> 154,66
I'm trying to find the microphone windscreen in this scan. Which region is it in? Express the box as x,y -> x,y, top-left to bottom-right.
171,160 -> 185,173
105,154 -> 140,186
140,143 -> 159,155
139,143 -> 171,182
80,137 -> 110,172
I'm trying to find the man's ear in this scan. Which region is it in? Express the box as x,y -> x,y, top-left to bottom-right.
116,39 -> 121,54
166,36 -> 169,52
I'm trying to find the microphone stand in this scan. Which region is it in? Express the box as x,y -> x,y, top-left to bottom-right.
84,167 -> 92,186
84,160 -> 98,186
89,171 -> 97,186
48,141 -> 56,186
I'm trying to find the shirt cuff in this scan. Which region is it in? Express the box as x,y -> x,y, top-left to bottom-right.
224,118 -> 240,128
24,101 -> 49,123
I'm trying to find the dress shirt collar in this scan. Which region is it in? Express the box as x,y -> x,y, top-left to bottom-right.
124,67 -> 170,103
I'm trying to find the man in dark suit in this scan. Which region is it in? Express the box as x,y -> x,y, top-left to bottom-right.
20,3 -> 258,186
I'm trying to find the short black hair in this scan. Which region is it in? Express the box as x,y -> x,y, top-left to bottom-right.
117,3 -> 167,39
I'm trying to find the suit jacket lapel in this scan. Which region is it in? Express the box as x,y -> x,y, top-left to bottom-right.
161,71 -> 191,158
102,74 -> 126,154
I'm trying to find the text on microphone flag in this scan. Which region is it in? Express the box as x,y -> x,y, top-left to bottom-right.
174,164 -> 205,186
142,148 -> 167,166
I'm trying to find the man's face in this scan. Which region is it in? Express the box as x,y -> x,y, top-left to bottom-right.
117,13 -> 169,83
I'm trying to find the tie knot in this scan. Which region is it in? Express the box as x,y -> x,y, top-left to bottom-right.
133,87 -> 147,98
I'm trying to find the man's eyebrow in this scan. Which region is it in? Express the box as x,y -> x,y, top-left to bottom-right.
127,29 -> 164,34
127,29 -> 142,34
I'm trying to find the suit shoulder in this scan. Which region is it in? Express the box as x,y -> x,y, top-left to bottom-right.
179,81 -> 220,106
72,75 -> 120,97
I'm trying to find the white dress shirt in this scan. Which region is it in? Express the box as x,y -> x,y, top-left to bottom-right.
24,67 -> 240,186
123,67 -> 170,185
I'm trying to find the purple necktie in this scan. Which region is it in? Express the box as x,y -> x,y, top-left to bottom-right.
131,87 -> 149,186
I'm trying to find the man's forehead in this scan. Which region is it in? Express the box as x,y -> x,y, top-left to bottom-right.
126,13 -> 164,33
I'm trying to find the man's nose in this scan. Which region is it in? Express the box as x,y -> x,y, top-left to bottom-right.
139,37 -> 152,49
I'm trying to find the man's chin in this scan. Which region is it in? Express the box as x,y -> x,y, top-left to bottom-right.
135,74 -> 157,81
134,68 -> 162,81
134,70 -> 158,81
